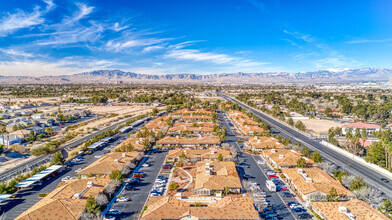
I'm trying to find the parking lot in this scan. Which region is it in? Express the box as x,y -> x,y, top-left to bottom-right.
108,150 -> 168,219
1,123 -> 142,219
218,110 -> 311,220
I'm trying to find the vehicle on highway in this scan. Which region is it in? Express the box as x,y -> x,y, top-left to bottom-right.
282,192 -> 294,197
116,196 -> 131,202
257,160 -> 265,165
381,178 -> 390,183
298,213 -> 312,219
108,209 -> 122,215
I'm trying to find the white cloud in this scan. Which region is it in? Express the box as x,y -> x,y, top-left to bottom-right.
0,48 -> 33,57
141,45 -> 164,53
165,48 -> 236,64
106,37 -> 169,52
346,38 -> 392,44
0,0 -> 55,37
63,3 -> 94,24
114,22 -> 130,32
0,57 -> 120,76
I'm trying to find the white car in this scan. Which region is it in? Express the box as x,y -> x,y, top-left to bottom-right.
141,163 -> 150,167
257,160 -> 265,165
94,154 -> 102,158
155,179 -> 166,183
290,204 -> 303,209
117,197 -> 131,202
266,171 -> 276,176
75,168 -> 83,173
150,193 -> 160,196
61,176 -> 71,182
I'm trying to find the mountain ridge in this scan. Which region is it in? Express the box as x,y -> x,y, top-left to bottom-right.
0,67 -> 391,84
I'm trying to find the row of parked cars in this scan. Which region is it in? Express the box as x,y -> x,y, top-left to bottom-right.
150,175 -> 168,196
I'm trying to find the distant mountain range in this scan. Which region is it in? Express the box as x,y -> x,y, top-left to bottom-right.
0,68 -> 391,84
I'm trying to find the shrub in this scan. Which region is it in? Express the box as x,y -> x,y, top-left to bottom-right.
168,182 -> 179,190
38,193 -> 48,197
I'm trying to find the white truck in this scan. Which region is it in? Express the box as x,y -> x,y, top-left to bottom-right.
266,180 -> 276,192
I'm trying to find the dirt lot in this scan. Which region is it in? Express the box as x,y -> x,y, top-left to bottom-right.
294,118 -> 345,135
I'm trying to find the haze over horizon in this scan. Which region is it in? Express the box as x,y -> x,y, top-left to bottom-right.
0,0 -> 391,76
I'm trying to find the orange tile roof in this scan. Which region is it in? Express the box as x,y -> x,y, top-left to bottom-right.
172,122 -> 216,127
312,199 -> 389,220
167,149 -> 232,161
282,168 -> 354,197
16,176 -> 110,220
263,148 -> 313,167
144,116 -> 169,131
111,137 -> 146,152
141,196 -> 259,220
168,125 -> 214,133
194,161 -> 241,190
181,115 -> 213,120
238,125 -> 264,134
175,108 -> 213,115
156,136 -> 220,145
248,136 -> 284,149
78,151 -> 140,175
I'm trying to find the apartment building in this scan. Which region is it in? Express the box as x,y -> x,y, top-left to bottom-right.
246,136 -> 284,151
167,125 -> 214,136
282,168 -> 355,202
194,161 -> 241,196
312,199 -> 388,220
141,196 -> 259,220
78,151 -> 140,177
342,122 -> 381,135
16,176 -> 111,220
156,136 -> 221,148
262,148 -> 314,169
166,148 -> 232,163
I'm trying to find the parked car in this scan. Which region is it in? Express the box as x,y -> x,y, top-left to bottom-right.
257,160 -> 265,165
286,201 -> 297,206
61,176 -> 71,182
162,165 -> 172,169
298,213 -> 312,219
242,174 -> 255,179
292,207 -> 305,212
141,162 -> 150,167
117,196 -> 131,202
290,204 -> 303,209
94,154 -> 102,158
282,192 -> 294,197
279,187 -> 288,191
268,175 -> 278,179
133,172 -> 144,178
108,209 -> 122,215
125,185 -> 136,191
75,168 -> 83,173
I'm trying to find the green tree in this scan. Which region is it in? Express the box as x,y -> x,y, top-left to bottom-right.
45,127 -> 53,136
349,176 -> 366,191
296,157 -> 307,168
301,147 -> 311,157
327,187 -> 339,202
366,142 -> 386,167
110,169 -> 123,181
324,107 -> 332,115
295,120 -> 306,131
85,195 -> 100,215
311,151 -> 324,163
287,118 -> 294,126
151,108 -> 159,116
168,182 -> 179,190
217,153 -> 223,161
50,152 -> 65,165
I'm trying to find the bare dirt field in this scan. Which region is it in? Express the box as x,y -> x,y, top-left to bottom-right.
294,118 -> 345,134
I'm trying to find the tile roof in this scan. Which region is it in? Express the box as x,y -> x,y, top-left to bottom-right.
194,161 -> 241,190
168,125 -> 214,133
238,125 -> 264,134
112,137 -> 146,152
141,196 -> 259,220
282,168 -> 354,197
181,115 -> 213,120
167,149 -> 232,160
342,122 -> 381,129
156,137 -> 221,145
263,148 -> 313,167
175,108 -> 213,115
172,122 -> 216,127
16,176 -> 110,220
248,136 -> 284,149
78,151 -> 140,175
312,199 -> 389,220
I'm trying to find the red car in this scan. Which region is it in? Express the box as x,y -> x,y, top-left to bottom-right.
269,175 -> 278,179
279,187 -> 288,191
162,165 -> 172,169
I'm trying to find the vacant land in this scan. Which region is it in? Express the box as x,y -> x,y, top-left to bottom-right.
294,118 -> 344,134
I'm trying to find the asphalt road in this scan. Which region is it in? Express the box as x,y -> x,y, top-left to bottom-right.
218,110 -> 298,220
220,93 -> 392,199
0,114 -> 140,182
0,123 -> 145,219
109,150 -> 168,219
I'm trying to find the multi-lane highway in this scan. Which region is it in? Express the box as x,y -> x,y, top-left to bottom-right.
0,121 -> 146,219
219,92 -> 392,198
0,114 -> 141,183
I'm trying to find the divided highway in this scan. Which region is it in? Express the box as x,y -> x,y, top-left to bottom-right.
220,93 -> 392,198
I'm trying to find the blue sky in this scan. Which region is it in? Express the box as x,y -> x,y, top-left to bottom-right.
0,0 -> 391,76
